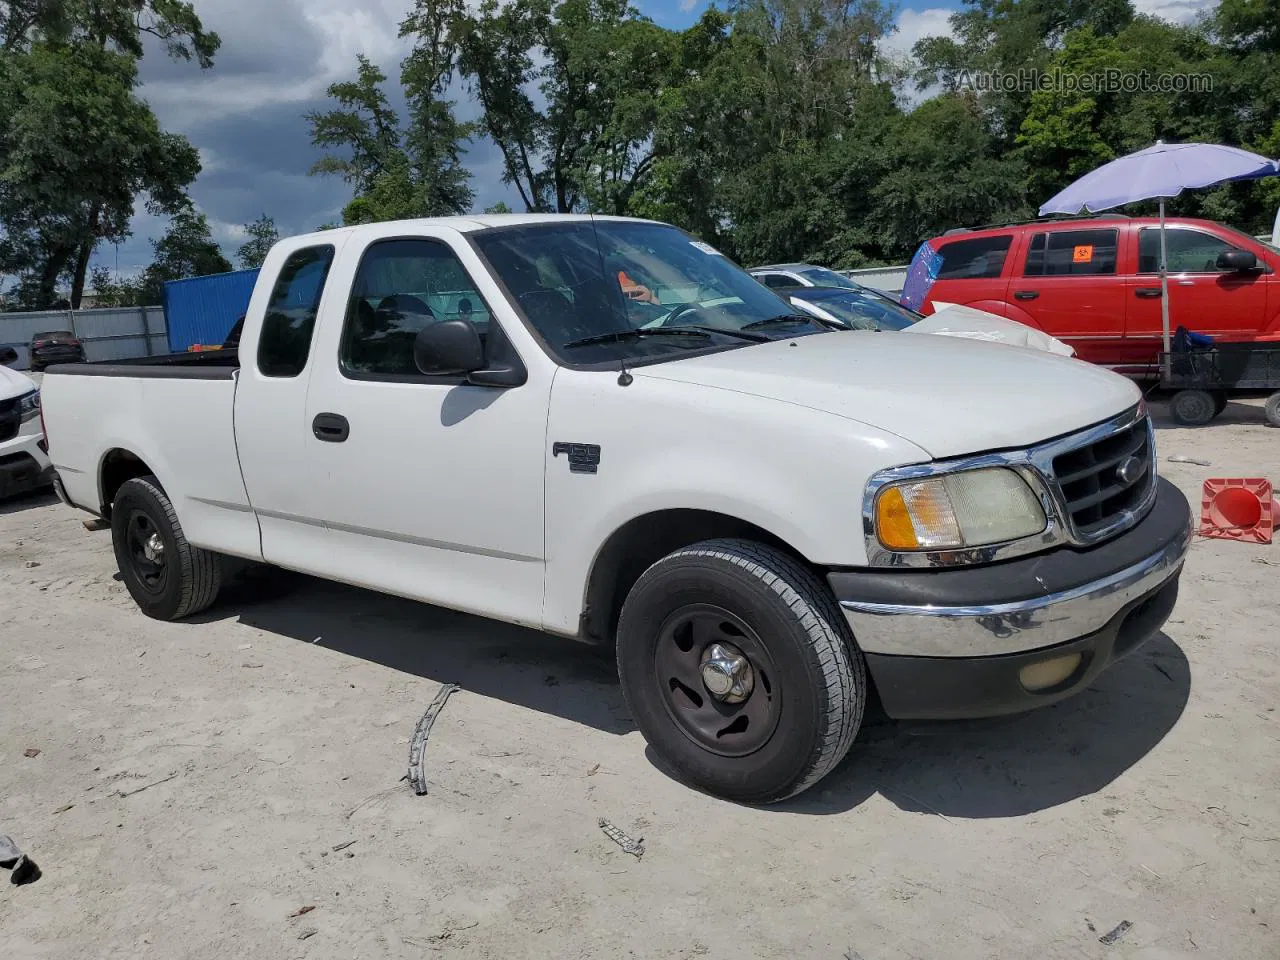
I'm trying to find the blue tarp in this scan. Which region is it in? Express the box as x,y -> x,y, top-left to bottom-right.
163,269 -> 260,352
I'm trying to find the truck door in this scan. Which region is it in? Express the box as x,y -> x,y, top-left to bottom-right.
1010,226 -> 1126,367
234,241 -> 344,569
1126,225 -> 1269,362
300,230 -> 550,626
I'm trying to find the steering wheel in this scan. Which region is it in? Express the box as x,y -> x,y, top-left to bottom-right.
654,301 -> 704,328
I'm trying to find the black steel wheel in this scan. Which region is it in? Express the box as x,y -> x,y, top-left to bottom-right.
653,605 -> 782,758
123,507 -> 169,597
617,539 -> 865,804
111,475 -> 221,621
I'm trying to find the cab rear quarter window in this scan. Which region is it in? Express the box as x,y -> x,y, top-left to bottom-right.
257,245 -> 336,378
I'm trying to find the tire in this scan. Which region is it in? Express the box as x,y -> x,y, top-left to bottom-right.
1212,391 -> 1229,417
616,539 -> 865,804
111,476 -> 221,621
1170,389 -> 1217,426
1265,391 -> 1280,428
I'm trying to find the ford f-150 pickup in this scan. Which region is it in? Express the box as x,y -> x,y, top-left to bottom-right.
41,214 -> 1192,803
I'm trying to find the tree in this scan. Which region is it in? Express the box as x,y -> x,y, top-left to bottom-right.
452,0 -> 675,213
870,93 -> 1029,256
2,0 -> 219,63
237,214 -> 279,269
483,201 -> 513,213
631,0 -> 902,264
400,0 -> 477,215
0,0 -> 218,308
307,45 -> 473,224
89,265 -> 145,307
0,43 -> 201,309
137,207 -> 232,303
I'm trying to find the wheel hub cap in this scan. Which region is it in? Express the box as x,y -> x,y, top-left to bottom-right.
143,533 -> 165,564
700,642 -> 754,704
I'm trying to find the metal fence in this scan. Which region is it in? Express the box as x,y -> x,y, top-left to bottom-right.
841,265 -> 909,295
0,306 -> 166,370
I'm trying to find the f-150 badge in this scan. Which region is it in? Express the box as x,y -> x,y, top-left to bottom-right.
552,442 -> 601,474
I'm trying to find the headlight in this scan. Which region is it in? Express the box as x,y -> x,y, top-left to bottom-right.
874,468 -> 1046,551
17,389 -> 40,423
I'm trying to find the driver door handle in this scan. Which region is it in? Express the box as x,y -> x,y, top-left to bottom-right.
1134,287 -> 1164,299
312,413 -> 350,443
1013,290 -> 1039,301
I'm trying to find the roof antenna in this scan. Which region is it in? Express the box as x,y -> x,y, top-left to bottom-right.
617,358 -> 633,387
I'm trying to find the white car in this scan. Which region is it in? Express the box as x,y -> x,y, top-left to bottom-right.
748,262 -> 861,290
42,215 -> 1191,803
784,286 -> 1076,356
0,348 -> 52,498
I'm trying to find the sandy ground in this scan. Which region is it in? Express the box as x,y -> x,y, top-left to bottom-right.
1,398 -> 1278,960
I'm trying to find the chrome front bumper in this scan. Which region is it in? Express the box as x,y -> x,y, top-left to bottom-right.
839,526 -> 1191,658
827,477 -> 1193,720
830,476 -> 1193,660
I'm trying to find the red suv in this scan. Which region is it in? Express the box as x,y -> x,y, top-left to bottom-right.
902,216 -> 1280,375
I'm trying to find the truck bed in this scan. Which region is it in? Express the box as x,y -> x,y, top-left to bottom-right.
46,350 -> 239,379
40,351 -> 259,559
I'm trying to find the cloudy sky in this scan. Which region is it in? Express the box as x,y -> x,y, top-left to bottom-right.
100,0 -> 1213,279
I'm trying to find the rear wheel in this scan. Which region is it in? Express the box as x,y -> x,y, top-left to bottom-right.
1170,389 -> 1217,426
616,539 -> 865,804
111,476 -> 221,621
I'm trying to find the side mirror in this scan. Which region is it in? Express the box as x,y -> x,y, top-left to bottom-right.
414,320 -> 484,376
1217,249 -> 1258,272
0,346 -> 17,366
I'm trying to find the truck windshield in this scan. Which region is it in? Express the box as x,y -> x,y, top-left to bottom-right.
471,220 -> 829,365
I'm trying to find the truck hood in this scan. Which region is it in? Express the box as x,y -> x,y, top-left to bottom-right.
0,363 -> 36,401
638,331 -> 1141,459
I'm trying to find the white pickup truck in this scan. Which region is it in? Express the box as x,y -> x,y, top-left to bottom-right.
42,215 -> 1192,803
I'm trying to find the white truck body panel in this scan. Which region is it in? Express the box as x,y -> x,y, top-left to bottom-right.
46,373 -> 259,558
641,333 -> 1139,459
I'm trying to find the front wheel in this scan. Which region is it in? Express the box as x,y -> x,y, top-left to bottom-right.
1265,391 -> 1280,428
111,476 -> 222,621
616,539 -> 865,803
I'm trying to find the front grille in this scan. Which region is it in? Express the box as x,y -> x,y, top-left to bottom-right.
0,397 -> 17,443
1050,414 -> 1154,540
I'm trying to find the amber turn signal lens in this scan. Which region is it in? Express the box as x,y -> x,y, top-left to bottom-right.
876,487 -> 919,550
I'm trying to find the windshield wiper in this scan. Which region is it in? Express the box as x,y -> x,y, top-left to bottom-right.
741,314 -> 826,332
562,328 -> 712,349
562,325 -> 767,349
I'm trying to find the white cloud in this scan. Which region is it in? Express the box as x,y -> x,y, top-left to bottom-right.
1131,0 -> 1216,23
881,7 -> 954,58
140,0 -> 414,126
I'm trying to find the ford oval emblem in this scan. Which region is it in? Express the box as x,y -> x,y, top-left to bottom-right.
1115,456 -> 1142,485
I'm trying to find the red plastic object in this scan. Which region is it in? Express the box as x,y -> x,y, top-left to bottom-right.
1199,478 -> 1274,543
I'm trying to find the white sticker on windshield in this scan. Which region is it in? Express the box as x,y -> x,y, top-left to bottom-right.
689,240 -> 723,256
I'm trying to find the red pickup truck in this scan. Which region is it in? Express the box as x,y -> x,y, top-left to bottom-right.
902,216 -> 1280,375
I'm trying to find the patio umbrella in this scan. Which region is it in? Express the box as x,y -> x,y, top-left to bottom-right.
1038,141 -> 1280,361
